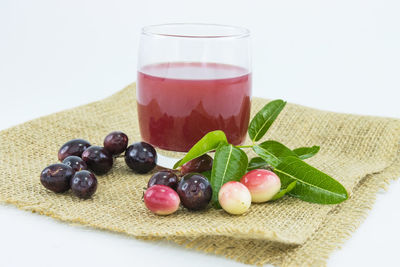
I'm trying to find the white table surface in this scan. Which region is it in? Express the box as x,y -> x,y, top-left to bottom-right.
1,1 -> 399,266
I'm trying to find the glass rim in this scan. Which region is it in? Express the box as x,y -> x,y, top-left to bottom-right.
141,23 -> 250,39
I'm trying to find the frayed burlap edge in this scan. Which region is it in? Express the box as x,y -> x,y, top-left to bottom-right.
0,84 -> 399,266
1,135 -> 399,267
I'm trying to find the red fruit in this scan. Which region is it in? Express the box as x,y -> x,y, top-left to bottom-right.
144,185 -> 180,215
240,169 -> 281,203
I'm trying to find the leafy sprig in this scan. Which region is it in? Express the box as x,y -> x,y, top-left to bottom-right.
174,100 -> 348,207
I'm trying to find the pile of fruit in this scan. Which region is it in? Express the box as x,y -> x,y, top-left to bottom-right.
40,131 -> 157,199
40,98 -> 349,217
40,132 -> 280,215
144,154 -> 281,215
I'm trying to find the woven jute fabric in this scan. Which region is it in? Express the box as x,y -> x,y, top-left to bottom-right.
1,83 -> 399,266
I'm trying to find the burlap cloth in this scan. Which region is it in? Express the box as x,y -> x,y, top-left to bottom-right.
1,83 -> 399,266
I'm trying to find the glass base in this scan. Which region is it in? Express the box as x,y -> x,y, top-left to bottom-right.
155,148 -> 187,169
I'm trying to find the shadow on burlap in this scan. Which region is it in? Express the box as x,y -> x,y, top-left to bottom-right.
0,84 -> 399,266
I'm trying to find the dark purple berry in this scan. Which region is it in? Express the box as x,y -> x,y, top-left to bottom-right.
40,163 -> 74,193
70,170 -> 98,199
177,173 -> 212,211
62,156 -> 88,172
81,146 -> 113,175
103,131 -> 129,155
125,142 -> 157,174
148,171 -> 179,190
180,154 -> 213,175
58,139 -> 91,161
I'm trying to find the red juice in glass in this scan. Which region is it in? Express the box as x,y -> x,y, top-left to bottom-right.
137,62 -> 251,152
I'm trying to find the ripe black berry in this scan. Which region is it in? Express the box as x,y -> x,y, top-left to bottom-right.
62,156 -> 88,172
125,142 -> 157,174
103,131 -> 129,155
58,139 -> 91,161
40,163 -> 74,193
70,170 -> 98,199
81,146 -> 113,175
177,173 -> 212,210
180,154 -> 213,175
148,171 -> 179,190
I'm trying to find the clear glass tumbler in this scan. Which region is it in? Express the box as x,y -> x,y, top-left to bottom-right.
137,23 -> 252,152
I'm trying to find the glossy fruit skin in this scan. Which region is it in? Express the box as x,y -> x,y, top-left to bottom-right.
148,171 -> 179,190
240,169 -> 281,203
124,142 -> 157,174
81,146 -> 113,175
180,154 -> 213,175
70,170 -> 98,199
58,139 -> 91,161
103,131 -> 129,155
218,181 -> 251,215
177,173 -> 212,210
62,156 -> 88,172
40,163 -> 75,193
144,185 -> 180,215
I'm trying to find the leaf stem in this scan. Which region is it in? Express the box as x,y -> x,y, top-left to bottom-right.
235,145 -> 253,149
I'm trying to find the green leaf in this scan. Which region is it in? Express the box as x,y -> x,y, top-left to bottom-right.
274,157 -> 348,204
173,130 -> 228,169
210,144 -> 248,208
252,140 -> 297,167
248,100 -> 287,142
271,181 -> 297,201
293,146 -> 320,160
247,157 -> 269,171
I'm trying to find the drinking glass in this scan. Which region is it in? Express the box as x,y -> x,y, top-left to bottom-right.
137,23 -> 251,152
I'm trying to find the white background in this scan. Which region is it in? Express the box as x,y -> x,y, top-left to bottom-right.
1,0 -> 399,266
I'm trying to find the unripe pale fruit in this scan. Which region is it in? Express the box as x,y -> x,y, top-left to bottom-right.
240,169 -> 281,203
144,185 -> 180,215
218,181 -> 251,215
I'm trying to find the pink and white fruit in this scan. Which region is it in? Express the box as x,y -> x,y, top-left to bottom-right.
240,169 -> 281,203
144,185 -> 180,215
218,181 -> 251,215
